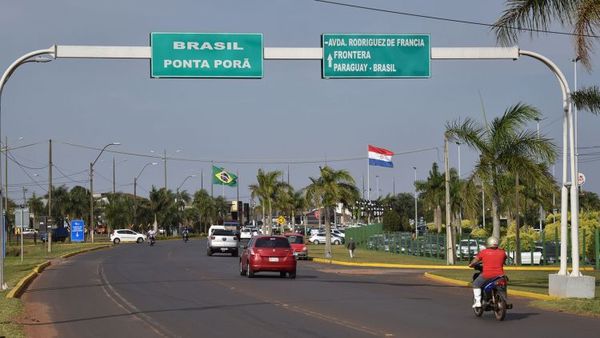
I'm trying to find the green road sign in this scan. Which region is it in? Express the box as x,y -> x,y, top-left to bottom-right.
322,34 -> 430,78
151,33 -> 263,78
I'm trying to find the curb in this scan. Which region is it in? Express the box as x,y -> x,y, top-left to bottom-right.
423,272 -> 558,301
310,258 -> 594,272
5,244 -> 110,299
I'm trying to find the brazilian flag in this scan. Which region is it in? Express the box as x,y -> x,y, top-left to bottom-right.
212,166 -> 238,186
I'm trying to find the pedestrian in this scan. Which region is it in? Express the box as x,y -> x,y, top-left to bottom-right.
347,237 -> 356,258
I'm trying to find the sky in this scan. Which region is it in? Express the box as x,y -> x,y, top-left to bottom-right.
0,0 -> 598,206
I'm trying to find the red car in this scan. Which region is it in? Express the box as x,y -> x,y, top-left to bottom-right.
240,235 -> 297,279
284,233 -> 308,260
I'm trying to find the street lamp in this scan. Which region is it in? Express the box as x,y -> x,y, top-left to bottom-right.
413,166 -> 418,238
133,162 -> 158,228
0,48 -> 54,290
175,174 -> 196,235
89,142 -> 120,243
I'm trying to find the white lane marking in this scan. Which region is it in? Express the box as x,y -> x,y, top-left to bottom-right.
98,264 -> 176,337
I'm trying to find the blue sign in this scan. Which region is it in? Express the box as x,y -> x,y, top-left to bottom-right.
71,220 -> 85,242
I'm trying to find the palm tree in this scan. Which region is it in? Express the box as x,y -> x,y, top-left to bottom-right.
67,185 -> 90,220
494,1 -> 600,115
149,186 -> 177,234
27,192 -> 45,227
104,193 -> 133,231
415,163 -> 445,233
494,0 -> 599,69
305,166 -> 359,258
192,189 -> 215,233
46,185 -> 70,228
446,103 -> 556,240
248,169 -> 287,234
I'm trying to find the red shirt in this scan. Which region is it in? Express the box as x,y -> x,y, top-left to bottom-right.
476,248 -> 507,279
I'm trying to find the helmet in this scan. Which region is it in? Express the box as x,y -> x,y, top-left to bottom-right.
486,236 -> 499,248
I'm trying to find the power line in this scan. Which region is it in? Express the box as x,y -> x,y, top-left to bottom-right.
314,0 -> 600,38
61,141 -> 439,165
6,151 -> 48,170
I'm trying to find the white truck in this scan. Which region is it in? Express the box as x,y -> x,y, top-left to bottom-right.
207,227 -> 239,257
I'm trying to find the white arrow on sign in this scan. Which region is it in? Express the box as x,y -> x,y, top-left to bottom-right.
327,54 -> 333,68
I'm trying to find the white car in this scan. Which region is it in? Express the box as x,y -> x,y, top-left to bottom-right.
207,228 -> 239,256
309,232 -> 344,245
508,247 -> 544,265
240,228 -> 253,239
331,229 -> 345,238
456,239 -> 486,255
110,229 -> 147,244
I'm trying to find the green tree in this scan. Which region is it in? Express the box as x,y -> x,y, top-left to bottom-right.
382,209 -> 402,232
380,192 -> 418,231
494,0 -> 600,69
579,190 -> 600,212
494,1 -> 600,115
104,193 -> 134,231
46,185 -> 69,228
415,163 -> 445,233
149,186 -> 177,234
67,185 -> 90,220
27,192 -> 45,228
446,103 -> 556,240
305,166 -> 359,258
192,189 -> 216,233
248,169 -> 287,234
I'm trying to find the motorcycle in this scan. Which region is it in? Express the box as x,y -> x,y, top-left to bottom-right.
472,263 -> 512,321
183,232 -> 189,243
149,235 -> 156,246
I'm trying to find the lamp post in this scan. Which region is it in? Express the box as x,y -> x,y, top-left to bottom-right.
0,48 -> 54,290
89,142 -> 120,243
175,175 -> 196,235
413,166 -> 418,238
133,162 -> 157,229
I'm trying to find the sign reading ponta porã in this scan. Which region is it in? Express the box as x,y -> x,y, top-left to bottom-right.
151,33 -> 263,78
322,34 -> 430,78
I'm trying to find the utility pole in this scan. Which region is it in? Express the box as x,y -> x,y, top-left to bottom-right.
413,166 -> 418,238
163,149 -> 167,190
89,162 -> 94,243
4,137 -> 7,219
515,173 -> 521,265
20,187 -> 27,263
112,156 -> 116,194
48,139 -> 52,253
444,135 -> 455,264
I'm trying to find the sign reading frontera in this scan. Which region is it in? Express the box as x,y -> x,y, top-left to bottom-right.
322,34 -> 430,78
151,33 -> 263,78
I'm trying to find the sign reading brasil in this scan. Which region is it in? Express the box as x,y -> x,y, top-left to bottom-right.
71,219 -> 85,242
322,34 -> 430,78
151,33 -> 263,78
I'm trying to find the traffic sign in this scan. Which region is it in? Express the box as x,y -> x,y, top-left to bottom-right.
71,220 -> 85,242
277,216 -> 286,225
578,172 -> 586,186
151,32 -> 263,78
322,34 -> 430,78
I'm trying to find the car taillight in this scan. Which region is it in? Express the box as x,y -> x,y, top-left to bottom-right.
249,248 -> 256,256
302,247 -> 308,251
495,279 -> 507,287
210,236 -> 215,240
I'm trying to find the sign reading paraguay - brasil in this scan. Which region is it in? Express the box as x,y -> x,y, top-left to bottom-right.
151,33 -> 263,78
322,34 -> 430,78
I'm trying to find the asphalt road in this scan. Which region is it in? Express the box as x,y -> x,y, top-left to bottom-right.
22,239 -> 600,338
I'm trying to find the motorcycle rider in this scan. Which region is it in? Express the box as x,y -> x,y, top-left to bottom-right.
182,227 -> 189,241
468,236 -> 507,308
148,228 -> 157,245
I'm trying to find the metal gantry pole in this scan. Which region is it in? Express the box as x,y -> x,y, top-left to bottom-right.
413,166 -> 417,238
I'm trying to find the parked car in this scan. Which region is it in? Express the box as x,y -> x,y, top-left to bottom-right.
110,229 -> 147,244
207,228 -> 239,256
331,229 -> 345,238
284,233 -> 308,260
455,239 -> 485,256
40,227 -> 70,243
240,235 -> 296,278
508,246 -> 544,265
21,228 -> 38,236
309,231 -> 344,245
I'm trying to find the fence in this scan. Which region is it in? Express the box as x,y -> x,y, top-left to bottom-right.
362,228 -> 600,268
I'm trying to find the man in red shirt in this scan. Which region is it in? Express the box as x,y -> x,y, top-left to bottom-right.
468,237 -> 507,308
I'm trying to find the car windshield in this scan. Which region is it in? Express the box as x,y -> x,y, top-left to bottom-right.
213,229 -> 235,236
286,236 -> 304,244
255,237 -> 290,248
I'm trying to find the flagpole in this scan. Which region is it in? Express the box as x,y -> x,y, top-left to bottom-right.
236,170 -> 240,224
367,149 -> 370,225
210,161 -> 214,198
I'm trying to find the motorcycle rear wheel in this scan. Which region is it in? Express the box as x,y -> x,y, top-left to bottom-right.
494,294 -> 507,321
